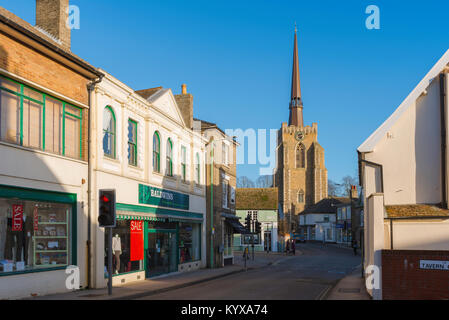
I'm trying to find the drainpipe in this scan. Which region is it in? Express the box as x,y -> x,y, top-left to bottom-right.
439,73 -> 447,209
210,146 -> 214,268
86,75 -> 103,288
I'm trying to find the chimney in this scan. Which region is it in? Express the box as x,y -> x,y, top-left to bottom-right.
175,84 -> 193,129
350,185 -> 358,199
36,0 -> 71,50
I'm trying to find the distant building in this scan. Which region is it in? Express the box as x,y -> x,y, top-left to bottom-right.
358,50 -> 449,300
274,28 -> 328,245
334,186 -> 363,247
234,188 -> 279,252
298,197 -> 350,243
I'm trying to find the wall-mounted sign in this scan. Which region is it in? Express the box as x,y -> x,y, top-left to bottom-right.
139,184 -> 189,210
419,260 -> 449,271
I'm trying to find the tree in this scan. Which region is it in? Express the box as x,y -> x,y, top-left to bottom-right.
341,175 -> 358,196
237,176 -> 255,188
328,179 -> 341,197
255,175 -> 273,188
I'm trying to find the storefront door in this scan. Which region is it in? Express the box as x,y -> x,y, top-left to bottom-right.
264,231 -> 272,251
146,229 -> 177,277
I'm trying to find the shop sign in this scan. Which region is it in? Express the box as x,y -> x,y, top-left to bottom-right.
139,184 -> 189,210
33,206 -> 39,231
419,260 -> 449,271
130,220 -> 144,261
12,205 -> 23,231
336,223 -> 344,229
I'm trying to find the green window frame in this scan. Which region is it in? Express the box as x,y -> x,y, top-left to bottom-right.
153,131 -> 160,173
166,138 -> 173,177
128,119 -> 138,166
181,146 -> 187,182
0,75 -> 83,160
103,106 -> 116,158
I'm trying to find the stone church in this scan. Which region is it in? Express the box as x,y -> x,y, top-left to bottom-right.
274,29 -> 328,238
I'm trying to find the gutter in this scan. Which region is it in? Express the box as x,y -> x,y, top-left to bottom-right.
86,74 -> 104,288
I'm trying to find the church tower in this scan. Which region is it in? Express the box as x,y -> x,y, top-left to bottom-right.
274,28 -> 328,237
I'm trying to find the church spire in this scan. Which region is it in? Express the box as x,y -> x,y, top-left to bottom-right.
288,26 -> 304,127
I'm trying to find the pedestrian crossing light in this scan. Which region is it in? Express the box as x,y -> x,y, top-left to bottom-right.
245,214 -> 251,232
255,221 -> 261,234
98,189 -> 116,228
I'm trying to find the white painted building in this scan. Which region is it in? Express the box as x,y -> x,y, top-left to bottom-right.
90,71 -> 207,288
358,50 -> 449,300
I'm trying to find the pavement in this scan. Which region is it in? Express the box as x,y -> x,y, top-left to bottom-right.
325,264 -> 371,300
28,251 -> 296,300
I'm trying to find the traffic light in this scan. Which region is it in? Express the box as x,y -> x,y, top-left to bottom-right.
98,189 -> 116,227
255,221 -> 261,234
245,214 -> 251,233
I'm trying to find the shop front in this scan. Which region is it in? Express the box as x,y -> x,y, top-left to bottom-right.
104,184 -> 204,286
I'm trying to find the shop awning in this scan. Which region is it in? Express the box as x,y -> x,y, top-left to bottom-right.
225,217 -> 250,234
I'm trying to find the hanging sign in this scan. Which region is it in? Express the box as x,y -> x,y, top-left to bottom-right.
33,206 -> 39,231
420,260 -> 449,271
130,220 -> 144,261
12,205 -> 23,231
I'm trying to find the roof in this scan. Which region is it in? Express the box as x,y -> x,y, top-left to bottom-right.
0,6 -> 101,78
358,49 -> 449,153
194,118 -> 226,135
236,188 -> 278,210
135,87 -> 163,100
385,204 -> 449,218
301,197 -> 351,215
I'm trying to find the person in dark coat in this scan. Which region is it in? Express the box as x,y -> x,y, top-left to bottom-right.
291,240 -> 296,255
285,240 -> 290,255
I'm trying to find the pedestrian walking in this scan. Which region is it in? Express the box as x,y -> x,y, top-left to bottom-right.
352,239 -> 358,256
285,240 -> 290,255
291,239 -> 296,255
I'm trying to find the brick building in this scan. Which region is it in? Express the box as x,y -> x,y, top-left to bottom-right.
274,28 -> 328,244
0,0 -> 102,298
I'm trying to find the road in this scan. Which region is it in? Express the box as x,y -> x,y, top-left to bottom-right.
138,243 -> 361,300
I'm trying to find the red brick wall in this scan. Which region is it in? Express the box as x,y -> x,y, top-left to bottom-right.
382,250 -> 449,300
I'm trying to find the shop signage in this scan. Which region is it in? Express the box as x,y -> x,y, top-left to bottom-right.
336,223 -> 344,229
12,205 -> 23,231
419,260 -> 449,271
33,206 -> 39,231
130,220 -> 144,261
139,184 -> 189,210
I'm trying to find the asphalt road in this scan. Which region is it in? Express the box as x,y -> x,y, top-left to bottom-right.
138,243 -> 362,300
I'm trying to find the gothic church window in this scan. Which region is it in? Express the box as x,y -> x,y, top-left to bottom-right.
296,144 -> 305,168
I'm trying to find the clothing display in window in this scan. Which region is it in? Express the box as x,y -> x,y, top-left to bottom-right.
112,234 -> 122,274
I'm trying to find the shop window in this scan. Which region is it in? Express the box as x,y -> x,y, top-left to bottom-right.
0,198 -> 72,274
104,219 -> 143,276
103,106 -> 116,158
178,222 -> 200,263
128,119 -> 137,166
0,76 -> 83,159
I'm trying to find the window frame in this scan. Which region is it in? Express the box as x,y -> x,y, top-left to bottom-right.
166,138 -> 173,177
127,119 -> 138,167
195,152 -> 200,184
181,145 -> 187,182
153,131 -> 161,173
0,75 -> 83,159
296,143 -> 305,169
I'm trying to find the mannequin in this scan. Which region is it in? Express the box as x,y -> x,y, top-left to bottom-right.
112,234 -> 122,274
4,209 -> 13,260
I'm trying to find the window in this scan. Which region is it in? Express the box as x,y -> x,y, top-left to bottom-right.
342,207 -> 347,220
178,223 -> 201,263
195,152 -> 200,184
298,190 -> 304,203
153,131 -> 160,172
0,196 -> 72,274
337,208 -> 342,220
222,179 -> 229,208
104,219 -> 143,276
222,143 -> 229,166
181,146 -> 187,182
0,76 -> 83,159
324,215 -> 329,222
103,106 -> 115,158
128,120 -> 137,166
166,138 -> 173,176
296,144 -> 305,168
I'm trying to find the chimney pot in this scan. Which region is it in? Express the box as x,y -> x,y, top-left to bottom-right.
182,84 -> 187,95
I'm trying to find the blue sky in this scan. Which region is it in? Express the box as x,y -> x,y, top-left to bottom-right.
3,0 -> 449,183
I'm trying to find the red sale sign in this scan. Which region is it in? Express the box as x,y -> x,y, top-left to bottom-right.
12,205 -> 23,231
130,220 -> 144,261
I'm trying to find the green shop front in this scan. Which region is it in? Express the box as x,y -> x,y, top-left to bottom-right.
105,184 -> 203,283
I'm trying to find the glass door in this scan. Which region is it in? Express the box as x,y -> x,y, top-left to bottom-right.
146,229 -> 177,277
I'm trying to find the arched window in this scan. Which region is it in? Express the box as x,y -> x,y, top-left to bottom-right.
296,144 -> 305,168
153,131 -> 160,172
103,106 -> 115,158
166,138 -> 173,176
195,152 -> 200,184
298,190 -> 305,203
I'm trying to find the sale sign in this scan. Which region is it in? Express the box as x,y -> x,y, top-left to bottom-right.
12,205 -> 23,231
130,220 -> 144,261
33,206 -> 39,231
